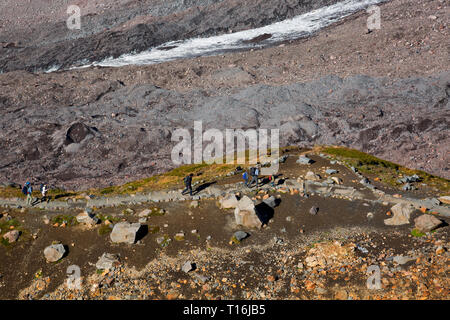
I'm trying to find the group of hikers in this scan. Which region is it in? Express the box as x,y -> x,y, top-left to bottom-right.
181,163 -> 276,197
21,182 -> 49,206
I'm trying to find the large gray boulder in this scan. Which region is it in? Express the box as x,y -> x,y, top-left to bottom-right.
384,203 -> 415,226
110,222 -> 142,244
44,244 -> 66,262
414,214 -> 443,233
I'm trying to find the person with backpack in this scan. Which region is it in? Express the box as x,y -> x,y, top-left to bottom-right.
249,165 -> 259,188
22,182 -> 33,206
182,173 -> 194,196
242,170 -> 249,187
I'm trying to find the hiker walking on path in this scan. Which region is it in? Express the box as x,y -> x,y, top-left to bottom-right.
249,165 -> 260,188
22,182 -> 33,206
242,170 -> 249,187
40,183 -> 48,203
182,173 -> 194,196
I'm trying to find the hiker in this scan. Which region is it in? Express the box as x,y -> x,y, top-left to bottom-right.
22,182 -> 33,206
182,173 -> 194,196
249,165 -> 259,188
40,183 -> 48,203
242,170 -> 249,187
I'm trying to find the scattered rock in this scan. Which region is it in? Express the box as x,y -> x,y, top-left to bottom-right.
296,156 -> 314,165
414,214 -> 443,233
76,211 -> 99,225
110,222 -> 142,244
182,261 -> 196,273
233,231 -> 249,242
96,253 -> 120,270
3,230 -> 20,243
384,203 -> 415,226
219,194 -> 239,209
309,206 -> 319,215
44,244 -> 66,262
393,255 -> 415,265
305,171 -> 321,181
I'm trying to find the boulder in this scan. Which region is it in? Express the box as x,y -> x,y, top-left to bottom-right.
309,206 -> 319,215
138,209 -> 151,217
96,253 -> 120,270
325,169 -> 338,175
262,196 -> 279,209
234,196 -> 262,228
296,156 -> 314,165
438,196 -> 450,205
182,261 -> 195,273
220,194 -> 239,209
384,203 -> 415,226
110,222 -> 142,244
44,244 -> 66,262
305,171 -> 321,181
76,210 -> 99,225
3,230 -> 20,243
414,214 -> 443,233
233,231 -> 249,242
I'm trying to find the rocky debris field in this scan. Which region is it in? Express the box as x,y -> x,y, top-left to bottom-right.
0,71 -> 448,190
0,150 -> 448,300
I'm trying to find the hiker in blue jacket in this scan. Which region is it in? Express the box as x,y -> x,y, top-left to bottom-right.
22,182 -> 33,206
242,170 -> 249,187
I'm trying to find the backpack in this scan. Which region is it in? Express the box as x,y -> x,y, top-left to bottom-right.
22,186 -> 28,195
40,184 -> 44,193
250,167 -> 256,176
243,172 -> 248,180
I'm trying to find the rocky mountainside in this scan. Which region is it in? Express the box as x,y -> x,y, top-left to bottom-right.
0,0 -> 448,189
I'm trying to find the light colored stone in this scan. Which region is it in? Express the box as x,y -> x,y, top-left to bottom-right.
182,261 -> 195,273
96,253 -> 120,270
234,196 -> 261,228
3,230 -> 19,243
44,244 -> 66,262
414,214 -> 442,233
438,196 -> 450,205
384,202 -> 415,226
110,222 -> 142,244
220,194 -> 239,209
76,211 -> 99,225
305,171 -> 321,181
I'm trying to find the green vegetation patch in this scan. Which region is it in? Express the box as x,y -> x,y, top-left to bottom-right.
51,215 -> 79,227
411,229 -> 426,237
320,146 -> 450,192
98,224 -> 113,236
